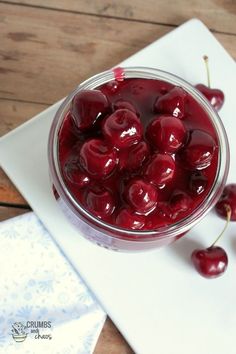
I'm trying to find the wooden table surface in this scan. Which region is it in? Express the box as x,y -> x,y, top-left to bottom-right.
0,1 -> 236,352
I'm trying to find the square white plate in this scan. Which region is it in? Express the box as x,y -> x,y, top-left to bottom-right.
1,19 -> 236,354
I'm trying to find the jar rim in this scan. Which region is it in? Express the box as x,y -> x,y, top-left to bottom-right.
48,66 -> 229,240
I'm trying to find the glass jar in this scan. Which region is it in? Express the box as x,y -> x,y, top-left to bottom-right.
48,67 -> 229,251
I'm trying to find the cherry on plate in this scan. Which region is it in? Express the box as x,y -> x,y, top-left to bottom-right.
215,184 -> 236,221
191,204 -> 231,278
154,86 -> 187,119
79,138 -> 117,178
102,109 -> 142,149
146,114 -> 186,153
71,89 -> 109,130
196,84 -> 224,111
191,246 -> 228,278
195,55 -> 224,111
125,178 -> 158,215
145,153 -> 175,187
180,129 -> 216,170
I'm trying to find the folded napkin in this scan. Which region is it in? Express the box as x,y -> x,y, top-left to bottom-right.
0,212 -> 106,354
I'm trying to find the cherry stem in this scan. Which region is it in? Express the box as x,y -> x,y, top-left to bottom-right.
203,55 -> 211,88
211,204 -> 231,247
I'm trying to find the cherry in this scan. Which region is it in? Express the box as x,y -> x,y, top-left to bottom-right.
180,129 -> 216,170
85,187 -> 115,218
125,179 -> 158,215
71,89 -> 109,130
191,247 -> 228,279
169,190 -> 192,219
118,140 -> 150,171
113,99 -> 137,114
195,56 -> 224,111
145,153 -> 175,187
64,159 -> 90,188
115,208 -> 145,230
146,114 -> 186,153
154,86 -> 187,119
215,184 -> 236,221
79,138 -> 117,178
189,171 -> 208,196
196,84 -> 224,111
191,205 -> 231,278
102,109 -> 142,149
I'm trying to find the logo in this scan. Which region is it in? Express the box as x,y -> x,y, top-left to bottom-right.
11,321 -> 52,342
11,322 -> 28,342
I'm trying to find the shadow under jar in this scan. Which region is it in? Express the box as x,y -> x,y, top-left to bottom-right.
48,67 -> 229,252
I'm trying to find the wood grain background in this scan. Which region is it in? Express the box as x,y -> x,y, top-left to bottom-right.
1,1 -> 236,352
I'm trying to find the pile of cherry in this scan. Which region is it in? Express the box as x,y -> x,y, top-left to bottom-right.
58,57 -> 235,279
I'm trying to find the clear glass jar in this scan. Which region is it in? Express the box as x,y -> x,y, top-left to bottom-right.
48,67 -> 229,251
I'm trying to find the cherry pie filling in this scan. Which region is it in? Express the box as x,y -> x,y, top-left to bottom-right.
58,78 -> 219,233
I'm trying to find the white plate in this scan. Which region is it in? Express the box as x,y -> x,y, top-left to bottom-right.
1,19 -> 236,354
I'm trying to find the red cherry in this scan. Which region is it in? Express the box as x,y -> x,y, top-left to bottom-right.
180,129 -> 216,170
145,153 -> 175,187
154,87 -> 187,119
79,138 -> 117,178
113,99 -> 137,114
125,179 -> 158,215
71,90 -> 109,130
195,55 -> 224,111
118,140 -> 150,171
64,159 -> 90,188
146,114 -> 186,153
196,84 -> 224,111
85,187 -> 115,218
189,171 -> 208,196
191,246 -> 228,278
215,184 -> 236,221
102,109 -> 142,149
115,208 -> 145,230
192,204 -> 231,278
169,190 -> 192,220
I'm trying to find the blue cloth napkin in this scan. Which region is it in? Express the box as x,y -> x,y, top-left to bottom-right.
0,212 -> 106,354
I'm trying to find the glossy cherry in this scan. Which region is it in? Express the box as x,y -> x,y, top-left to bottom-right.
118,140 -> 149,171
102,109 -> 142,149
79,138 -> 117,178
113,99 -> 137,114
154,86 -> 187,119
125,179 -> 158,215
191,205 -> 231,278
71,89 -> 109,130
145,153 -> 175,187
215,184 -> 236,221
191,246 -> 228,278
64,159 -> 90,188
146,114 -> 186,153
85,187 -> 115,218
115,208 -> 145,230
169,190 -> 192,220
180,129 -> 216,170
189,171 -> 208,196
196,84 -> 224,111
195,56 -> 224,111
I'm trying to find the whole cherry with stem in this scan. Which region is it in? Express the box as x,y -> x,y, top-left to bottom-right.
196,55 -> 224,111
191,204 -> 231,278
